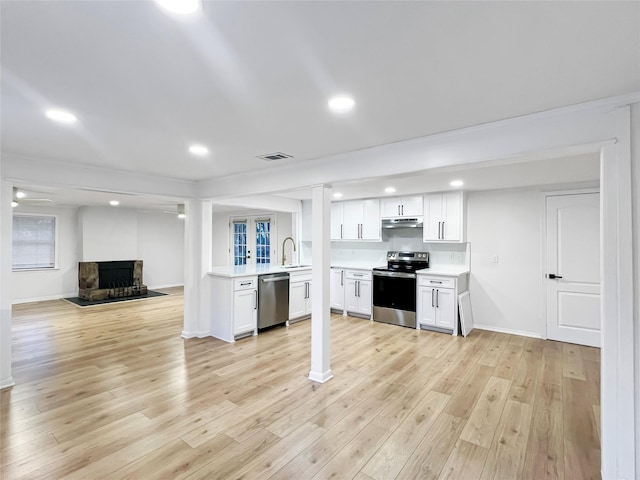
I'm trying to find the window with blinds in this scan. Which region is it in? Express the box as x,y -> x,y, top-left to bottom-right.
12,214 -> 57,270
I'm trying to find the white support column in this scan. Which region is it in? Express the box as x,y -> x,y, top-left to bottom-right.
182,199 -> 213,338
0,179 -> 15,389
600,105 -> 635,480
308,184 -> 333,383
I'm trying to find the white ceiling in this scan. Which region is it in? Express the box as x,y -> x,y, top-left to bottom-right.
2,0 -> 638,187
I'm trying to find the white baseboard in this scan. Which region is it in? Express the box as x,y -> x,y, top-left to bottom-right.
0,376 -> 15,390
308,369 -> 334,383
181,330 -> 211,339
472,324 -> 543,339
12,291 -> 77,305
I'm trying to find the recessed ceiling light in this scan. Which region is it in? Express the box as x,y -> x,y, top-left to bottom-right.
15,191 -> 26,199
155,0 -> 201,15
109,200 -> 119,206
45,109 -> 77,124
189,144 -> 209,156
328,96 -> 355,114
450,180 -> 464,187
11,201 -> 18,208
384,187 -> 396,194
333,192 -> 343,198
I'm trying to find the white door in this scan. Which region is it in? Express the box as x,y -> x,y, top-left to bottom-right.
342,201 -> 361,239
233,289 -> 256,335
442,192 -> 462,242
361,199 -> 381,240
418,287 -> 436,326
289,281 -> 307,320
358,280 -> 372,315
546,193 -> 600,347
330,203 -> 344,240
423,193 -> 443,241
345,279 -> 358,312
435,288 -> 455,329
330,269 -> 344,310
401,196 -> 424,217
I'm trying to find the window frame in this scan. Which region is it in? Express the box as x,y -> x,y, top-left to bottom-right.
12,213 -> 59,272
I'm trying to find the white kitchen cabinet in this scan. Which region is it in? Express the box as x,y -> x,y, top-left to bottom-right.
210,274 -> 258,342
345,270 -> 372,317
289,271 -> 312,321
331,199 -> 381,241
424,191 -> 463,242
233,287 -> 257,335
417,273 -> 468,334
381,195 -> 423,218
330,268 -> 345,311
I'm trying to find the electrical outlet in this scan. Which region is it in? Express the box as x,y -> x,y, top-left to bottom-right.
491,255 -> 499,263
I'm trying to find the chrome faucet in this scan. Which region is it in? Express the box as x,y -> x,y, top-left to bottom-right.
281,236 -> 296,266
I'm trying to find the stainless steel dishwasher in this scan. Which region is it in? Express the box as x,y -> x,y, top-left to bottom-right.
257,272 -> 290,329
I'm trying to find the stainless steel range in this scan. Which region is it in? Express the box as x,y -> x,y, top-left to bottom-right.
372,251 -> 429,328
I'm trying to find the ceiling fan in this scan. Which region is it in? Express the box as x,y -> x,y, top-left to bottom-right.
12,187 -> 53,207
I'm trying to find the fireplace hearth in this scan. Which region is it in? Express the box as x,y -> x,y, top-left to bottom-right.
78,260 -> 148,301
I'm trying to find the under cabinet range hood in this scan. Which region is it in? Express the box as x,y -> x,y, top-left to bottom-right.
381,217 -> 423,229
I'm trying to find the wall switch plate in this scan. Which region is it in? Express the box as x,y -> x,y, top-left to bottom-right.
491,255 -> 499,263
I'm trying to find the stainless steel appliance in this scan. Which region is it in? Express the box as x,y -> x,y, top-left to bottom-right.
258,272 -> 290,329
372,251 -> 429,328
381,217 -> 423,229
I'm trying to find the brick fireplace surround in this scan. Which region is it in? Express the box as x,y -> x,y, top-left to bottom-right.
78,260 -> 148,301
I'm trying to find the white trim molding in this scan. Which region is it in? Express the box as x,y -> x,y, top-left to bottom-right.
472,324 -> 543,340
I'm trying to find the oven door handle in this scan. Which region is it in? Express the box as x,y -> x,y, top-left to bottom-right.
373,271 -> 416,279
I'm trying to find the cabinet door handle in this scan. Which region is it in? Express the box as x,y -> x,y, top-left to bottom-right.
430,280 -> 442,284
340,224 -> 343,239
341,270 -> 344,286
398,205 -> 401,216
401,204 -> 404,215
254,290 -> 258,309
431,288 -> 434,307
435,289 -> 439,308
240,281 -> 251,286
442,222 -> 445,239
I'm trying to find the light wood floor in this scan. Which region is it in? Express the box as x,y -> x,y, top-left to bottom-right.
1,287 -> 600,479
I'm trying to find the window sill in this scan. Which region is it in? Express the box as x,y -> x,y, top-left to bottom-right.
12,268 -> 60,273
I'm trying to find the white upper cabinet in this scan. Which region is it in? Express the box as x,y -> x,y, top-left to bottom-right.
424,191 -> 464,242
381,195 -> 423,218
331,199 -> 381,241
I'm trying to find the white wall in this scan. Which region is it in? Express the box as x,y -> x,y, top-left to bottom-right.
12,206 -> 79,303
466,188 -> 544,337
79,206 -> 138,261
631,103 -> 640,475
137,212 -> 184,288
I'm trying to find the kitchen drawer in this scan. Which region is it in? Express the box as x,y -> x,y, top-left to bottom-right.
234,277 -> 256,291
346,269 -> 372,281
418,275 -> 455,288
290,271 -> 312,283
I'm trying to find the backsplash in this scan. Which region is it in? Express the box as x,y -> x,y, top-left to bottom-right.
300,229 -> 469,267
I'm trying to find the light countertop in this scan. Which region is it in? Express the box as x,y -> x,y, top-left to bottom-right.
330,262 -> 383,271
209,263 -> 469,278
208,264 -> 312,278
416,265 -> 470,276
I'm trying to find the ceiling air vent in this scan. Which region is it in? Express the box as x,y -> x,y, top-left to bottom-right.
257,152 -> 293,161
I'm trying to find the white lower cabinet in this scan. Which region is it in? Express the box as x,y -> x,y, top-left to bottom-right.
210,274 -> 257,342
289,271 -> 312,321
417,274 -> 468,334
233,287 -> 258,335
345,269 -> 372,317
330,268 -> 345,311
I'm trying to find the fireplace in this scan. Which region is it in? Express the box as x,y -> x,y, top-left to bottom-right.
78,260 -> 148,301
